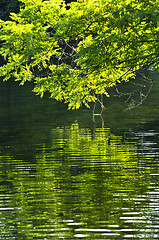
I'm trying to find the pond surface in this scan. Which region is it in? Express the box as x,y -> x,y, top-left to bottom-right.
0,70 -> 159,239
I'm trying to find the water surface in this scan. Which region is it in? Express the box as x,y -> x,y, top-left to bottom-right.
0,70 -> 159,239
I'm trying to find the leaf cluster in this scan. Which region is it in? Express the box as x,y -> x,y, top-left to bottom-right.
0,0 -> 158,109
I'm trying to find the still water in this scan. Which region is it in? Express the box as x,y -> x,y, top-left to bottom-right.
0,70 -> 159,239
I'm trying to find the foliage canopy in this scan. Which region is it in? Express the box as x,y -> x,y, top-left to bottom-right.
0,0 -> 158,109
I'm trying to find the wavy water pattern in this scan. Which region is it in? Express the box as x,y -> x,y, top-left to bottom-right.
0,74 -> 159,239
0,124 -> 159,239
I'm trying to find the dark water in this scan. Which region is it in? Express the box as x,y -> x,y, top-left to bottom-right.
0,70 -> 159,239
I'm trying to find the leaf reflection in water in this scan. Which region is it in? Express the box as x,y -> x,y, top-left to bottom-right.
0,123 -> 159,239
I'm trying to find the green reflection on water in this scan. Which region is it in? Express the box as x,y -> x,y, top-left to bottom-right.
0,123 -> 158,239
